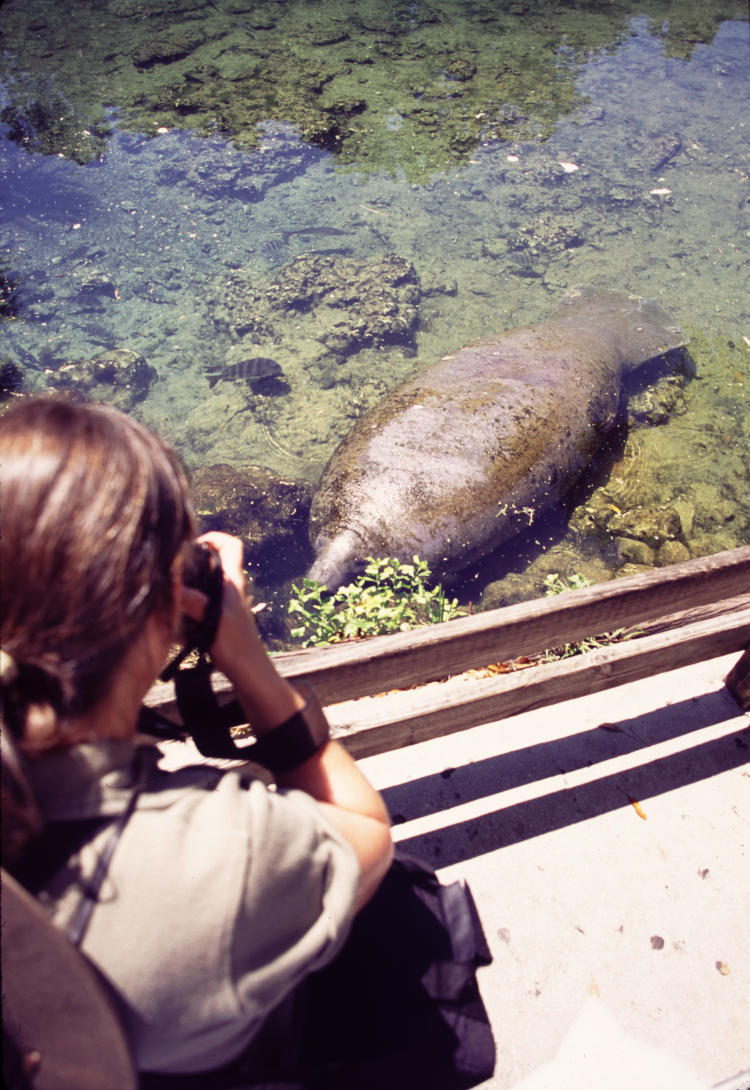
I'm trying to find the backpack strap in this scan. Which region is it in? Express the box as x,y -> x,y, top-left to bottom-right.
13,750 -> 147,947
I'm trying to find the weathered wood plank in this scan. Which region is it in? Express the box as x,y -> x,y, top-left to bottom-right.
630,595 -> 750,638
327,603 -> 750,758
271,546 -> 750,703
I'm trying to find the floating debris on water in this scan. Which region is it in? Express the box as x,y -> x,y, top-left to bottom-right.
206,357 -> 284,389
258,418 -> 304,462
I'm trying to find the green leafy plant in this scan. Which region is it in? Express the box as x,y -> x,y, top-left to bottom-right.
288,556 -> 464,647
542,571 -> 593,595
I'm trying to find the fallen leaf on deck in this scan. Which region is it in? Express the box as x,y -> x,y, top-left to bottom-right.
628,795 -> 647,820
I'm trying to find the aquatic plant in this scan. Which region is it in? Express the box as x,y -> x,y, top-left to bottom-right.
288,556 -> 464,647
542,571 -> 593,595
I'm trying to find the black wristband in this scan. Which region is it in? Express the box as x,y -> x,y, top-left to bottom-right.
248,686 -> 331,774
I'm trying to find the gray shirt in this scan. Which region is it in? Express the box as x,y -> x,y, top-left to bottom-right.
26,739 -> 360,1074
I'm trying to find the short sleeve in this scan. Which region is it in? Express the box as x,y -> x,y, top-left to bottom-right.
230,781 -> 361,1017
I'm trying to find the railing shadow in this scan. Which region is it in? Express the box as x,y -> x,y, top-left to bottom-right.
384,688 -> 748,867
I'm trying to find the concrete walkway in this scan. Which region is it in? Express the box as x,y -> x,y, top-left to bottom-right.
358,651 -> 750,1089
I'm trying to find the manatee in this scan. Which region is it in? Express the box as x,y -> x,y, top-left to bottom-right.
307,288 -> 687,589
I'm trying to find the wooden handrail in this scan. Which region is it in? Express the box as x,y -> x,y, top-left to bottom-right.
325,596 -> 750,757
144,547 -> 750,748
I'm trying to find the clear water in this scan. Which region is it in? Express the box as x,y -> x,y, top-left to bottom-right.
1,0 -> 748,636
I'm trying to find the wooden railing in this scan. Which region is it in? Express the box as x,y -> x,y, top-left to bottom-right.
145,546 -> 750,758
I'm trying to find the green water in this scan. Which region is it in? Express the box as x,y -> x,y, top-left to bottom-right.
1,0 -> 748,633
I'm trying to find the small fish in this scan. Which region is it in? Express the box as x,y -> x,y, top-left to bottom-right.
507,250 -> 541,277
281,226 -> 347,242
206,357 -> 283,389
261,238 -> 286,262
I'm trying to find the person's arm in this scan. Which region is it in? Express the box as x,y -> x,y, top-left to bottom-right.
180,532 -> 393,910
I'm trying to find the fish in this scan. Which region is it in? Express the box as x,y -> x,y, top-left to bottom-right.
261,238 -> 286,263
280,226 -> 347,242
307,287 -> 687,590
206,357 -> 284,389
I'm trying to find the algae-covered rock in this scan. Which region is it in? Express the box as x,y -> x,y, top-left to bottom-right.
626,373 -> 687,425
215,253 -> 421,387
689,530 -> 740,558
0,86 -> 110,164
655,540 -> 690,566
608,504 -> 682,549
672,498 -> 696,538
132,26 -> 207,70
191,462 -> 312,584
480,572 -> 535,610
45,349 -> 156,411
265,253 -> 420,348
480,552 -> 612,612
689,482 -> 737,534
615,537 -> 656,567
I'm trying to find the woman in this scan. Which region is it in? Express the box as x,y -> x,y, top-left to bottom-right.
1,396 -> 494,1088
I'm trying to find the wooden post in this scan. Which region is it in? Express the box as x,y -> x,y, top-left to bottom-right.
725,647 -> 750,710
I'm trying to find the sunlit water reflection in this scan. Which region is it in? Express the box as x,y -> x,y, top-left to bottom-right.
1,1 -> 748,637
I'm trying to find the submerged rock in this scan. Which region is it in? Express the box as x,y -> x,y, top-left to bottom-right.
191,463 -> 312,585
214,253 -> 421,386
264,253 -> 420,351
608,504 -> 683,550
44,349 -> 156,411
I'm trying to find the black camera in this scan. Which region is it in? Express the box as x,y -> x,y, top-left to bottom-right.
161,541 -> 224,682
182,540 -> 223,602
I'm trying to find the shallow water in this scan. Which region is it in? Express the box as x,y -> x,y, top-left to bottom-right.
1,0 -> 748,632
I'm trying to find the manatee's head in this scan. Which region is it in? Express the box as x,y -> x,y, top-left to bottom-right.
306,528 -> 367,591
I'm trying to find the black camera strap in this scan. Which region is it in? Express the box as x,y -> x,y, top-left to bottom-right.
137,661 -> 246,759
140,542 -> 328,769
171,658 -> 246,759
138,543 -> 246,755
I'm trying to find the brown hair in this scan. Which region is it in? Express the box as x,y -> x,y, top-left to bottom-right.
1,396 -> 194,860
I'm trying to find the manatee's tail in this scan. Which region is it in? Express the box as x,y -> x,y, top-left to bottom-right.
555,286 -> 688,373
306,528 -> 365,591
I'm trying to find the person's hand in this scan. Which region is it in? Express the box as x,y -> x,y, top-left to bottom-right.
179,532 -> 260,679
179,532 -> 304,729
